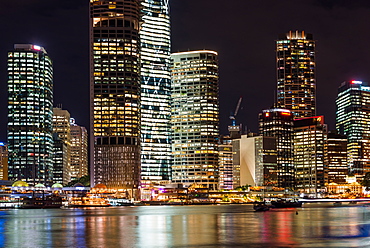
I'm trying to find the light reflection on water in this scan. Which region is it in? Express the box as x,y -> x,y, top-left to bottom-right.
0,205 -> 369,247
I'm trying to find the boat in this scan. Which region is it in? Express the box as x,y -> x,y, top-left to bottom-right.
270,199 -> 302,208
66,196 -> 111,207
108,198 -> 134,206
253,202 -> 270,211
20,194 -> 63,209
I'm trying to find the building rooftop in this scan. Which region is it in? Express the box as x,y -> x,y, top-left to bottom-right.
14,44 -> 47,53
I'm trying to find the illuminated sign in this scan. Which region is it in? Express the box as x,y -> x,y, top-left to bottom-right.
0,142 -> 4,146
281,112 -> 291,116
33,45 -> 41,51
265,113 -> 270,117
351,80 -> 362,84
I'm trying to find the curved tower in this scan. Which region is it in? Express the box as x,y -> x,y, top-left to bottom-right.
7,44 -> 54,186
171,50 -> 219,190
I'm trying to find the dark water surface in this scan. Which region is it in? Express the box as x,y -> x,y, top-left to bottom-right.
0,204 -> 369,247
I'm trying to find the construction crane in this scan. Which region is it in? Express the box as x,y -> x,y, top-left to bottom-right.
229,97 -> 243,126
228,97 -> 243,139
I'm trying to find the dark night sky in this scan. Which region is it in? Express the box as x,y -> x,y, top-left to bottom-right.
1,0 -> 370,142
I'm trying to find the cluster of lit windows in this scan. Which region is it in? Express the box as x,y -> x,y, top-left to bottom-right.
293,117 -> 327,193
170,51 -> 219,189
91,1 -> 142,189
259,108 -> 294,188
276,32 -> 316,118
139,0 -> 172,184
336,81 -> 370,175
7,45 -> 54,185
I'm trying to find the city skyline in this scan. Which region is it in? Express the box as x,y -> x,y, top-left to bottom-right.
2,1 -> 370,141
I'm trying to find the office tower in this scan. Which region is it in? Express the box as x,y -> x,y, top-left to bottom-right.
70,118 -> 88,180
0,143 -> 8,180
53,107 -> 71,184
90,0 -> 141,192
52,134 -> 68,185
140,0 -> 171,187
170,50 -> 219,189
218,135 -> 233,190
7,44 -> 54,186
232,135 -> 277,188
259,108 -> 294,189
276,31 -> 316,118
336,80 -> 370,177
294,116 -> 327,195
327,132 -> 348,184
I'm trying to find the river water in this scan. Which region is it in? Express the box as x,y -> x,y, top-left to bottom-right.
0,204 -> 369,247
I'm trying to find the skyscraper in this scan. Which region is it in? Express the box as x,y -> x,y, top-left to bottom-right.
90,0 -> 141,192
7,44 -> 54,186
70,118 -> 88,181
336,80 -> 370,177
259,108 -> 294,189
294,116 -> 327,195
276,31 -> 316,118
140,0 -> 172,187
53,107 -> 71,184
170,50 -> 219,189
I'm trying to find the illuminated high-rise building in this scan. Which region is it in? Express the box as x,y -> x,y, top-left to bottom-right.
140,0 -> 171,186
7,44 -> 54,186
259,108 -> 294,189
218,135 -> 233,190
294,116 -> 327,195
336,80 -> 370,177
327,132 -> 348,184
52,134 -> 68,185
170,50 -> 219,189
276,31 -> 316,118
70,118 -> 88,180
53,107 -> 71,184
90,0 -> 141,192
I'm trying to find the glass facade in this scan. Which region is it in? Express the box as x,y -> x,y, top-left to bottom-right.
140,0 -> 172,186
90,0 -> 141,190
336,81 -> 370,176
259,108 -> 294,189
171,50 -> 219,190
254,136 -> 278,187
7,44 -> 54,186
276,31 -> 316,118
327,132 -> 348,184
293,116 -> 327,194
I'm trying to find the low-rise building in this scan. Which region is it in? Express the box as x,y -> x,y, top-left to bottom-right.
233,135 -> 277,188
